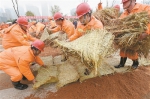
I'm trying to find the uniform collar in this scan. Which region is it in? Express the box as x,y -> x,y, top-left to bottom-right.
87,16 -> 96,26
79,16 -> 96,27
28,47 -> 36,58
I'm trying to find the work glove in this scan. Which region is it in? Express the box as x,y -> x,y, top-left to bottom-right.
32,79 -> 36,84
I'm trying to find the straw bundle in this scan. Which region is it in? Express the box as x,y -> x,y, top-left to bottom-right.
33,66 -> 58,89
33,57 -> 80,89
40,29 -> 66,47
106,11 -> 150,56
56,61 -> 79,88
54,29 -> 115,78
40,28 -> 50,41
98,61 -> 115,76
30,32 -> 43,39
33,54 -> 131,89
68,56 -> 96,82
93,7 -> 119,26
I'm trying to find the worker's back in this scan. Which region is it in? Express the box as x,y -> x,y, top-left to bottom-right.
2,24 -> 36,49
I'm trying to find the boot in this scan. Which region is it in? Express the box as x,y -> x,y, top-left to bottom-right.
12,81 -> 28,90
131,59 -> 139,69
114,57 -> 127,68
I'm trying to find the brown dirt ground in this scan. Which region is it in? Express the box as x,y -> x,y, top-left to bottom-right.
24,47 -> 150,99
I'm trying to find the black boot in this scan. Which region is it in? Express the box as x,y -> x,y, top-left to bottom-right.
131,59 -> 139,69
12,81 -> 28,90
114,57 -> 127,68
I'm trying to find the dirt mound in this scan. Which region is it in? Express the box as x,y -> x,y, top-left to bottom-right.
25,66 -> 150,99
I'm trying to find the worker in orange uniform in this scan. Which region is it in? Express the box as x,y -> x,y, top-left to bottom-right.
114,0 -> 150,69
0,19 -> 17,38
28,21 -> 46,38
2,17 -> 37,49
0,23 -> 9,38
0,40 -> 46,90
34,22 -> 46,37
68,2 -> 103,41
98,2 -> 103,10
0,29 -> 4,38
48,16 -> 57,29
47,12 -> 75,39
0,22 -> 9,30
28,21 -> 37,34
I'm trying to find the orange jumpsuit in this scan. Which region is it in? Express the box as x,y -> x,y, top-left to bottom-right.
28,25 -> 36,34
2,24 -> 37,49
50,19 -> 75,38
35,22 -> 46,36
0,46 -> 44,82
0,23 -> 9,30
49,20 -> 57,29
69,16 -> 103,41
119,3 -> 150,60
0,29 -> 4,38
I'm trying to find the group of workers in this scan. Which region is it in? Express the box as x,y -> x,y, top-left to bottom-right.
0,0 -> 150,90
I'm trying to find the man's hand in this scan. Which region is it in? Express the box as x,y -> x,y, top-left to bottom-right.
139,33 -> 148,40
32,79 -> 36,84
66,39 -> 70,42
59,31 -> 65,34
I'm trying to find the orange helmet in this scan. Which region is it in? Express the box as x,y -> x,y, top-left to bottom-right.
48,16 -> 53,20
114,5 -> 120,10
122,0 -> 129,3
54,12 -> 63,20
76,3 -> 91,18
16,17 -> 28,27
32,40 -> 45,51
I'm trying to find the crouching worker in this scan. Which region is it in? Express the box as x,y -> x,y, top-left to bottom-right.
0,40 -> 47,90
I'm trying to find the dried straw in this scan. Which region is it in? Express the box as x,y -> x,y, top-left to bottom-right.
56,61 -> 79,88
107,12 -> 150,56
93,7 -> 119,25
95,8 -> 150,56
54,29 -> 115,77
33,66 -> 58,89
40,29 -> 66,47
